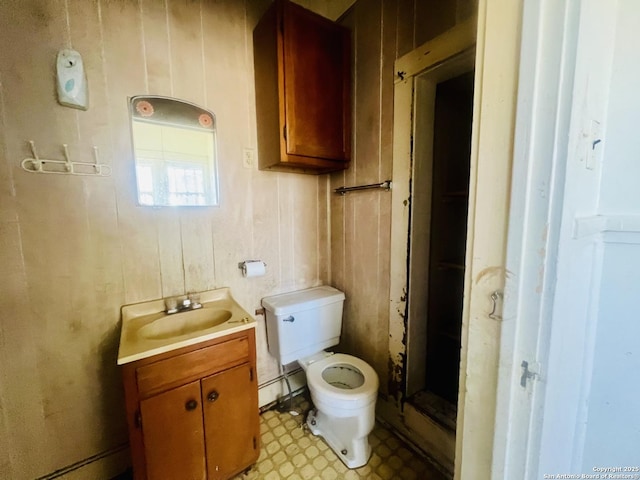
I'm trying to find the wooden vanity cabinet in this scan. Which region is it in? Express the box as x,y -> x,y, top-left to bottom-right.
253,0 -> 351,174
121,330 -> 259,480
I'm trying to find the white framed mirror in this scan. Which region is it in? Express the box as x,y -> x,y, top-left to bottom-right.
129,95 -> 219,207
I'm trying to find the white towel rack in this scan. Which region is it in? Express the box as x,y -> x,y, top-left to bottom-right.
21,141 -> 112,177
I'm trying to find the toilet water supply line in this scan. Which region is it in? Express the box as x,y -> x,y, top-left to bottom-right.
281,366 -> 299,416
255,306 -> 300,416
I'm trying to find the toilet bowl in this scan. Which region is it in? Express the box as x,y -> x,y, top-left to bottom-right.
301,352 -> 378,413
262,286 -> 380,469
300,352 -> 379,468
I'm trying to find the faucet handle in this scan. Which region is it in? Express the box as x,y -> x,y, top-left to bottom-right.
165,297 -> 178,314
188,293 -> 202,309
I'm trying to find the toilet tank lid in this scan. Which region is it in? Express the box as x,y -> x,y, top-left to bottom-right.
262,286 -> 345,316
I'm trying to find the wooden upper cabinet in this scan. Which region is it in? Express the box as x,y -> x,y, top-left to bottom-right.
253,0 -> 351,174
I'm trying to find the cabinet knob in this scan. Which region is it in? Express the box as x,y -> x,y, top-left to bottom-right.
207,390 -> 219,402
185,399 -> 198,411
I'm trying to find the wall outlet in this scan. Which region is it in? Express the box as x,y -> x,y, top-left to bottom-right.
243,148 -> 255,169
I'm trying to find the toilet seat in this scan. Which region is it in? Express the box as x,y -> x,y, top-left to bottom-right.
305,353 -> 378,411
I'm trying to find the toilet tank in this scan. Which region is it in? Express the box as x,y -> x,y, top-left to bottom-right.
262,286 -> 345,365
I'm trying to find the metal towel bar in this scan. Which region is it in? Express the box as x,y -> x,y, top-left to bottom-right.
334,180 -> 392,196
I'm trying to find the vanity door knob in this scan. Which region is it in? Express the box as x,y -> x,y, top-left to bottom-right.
207,390 -> 219,402
185,399 -> 198,411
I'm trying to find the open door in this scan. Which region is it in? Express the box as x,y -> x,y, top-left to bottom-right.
385,1 -> 528,477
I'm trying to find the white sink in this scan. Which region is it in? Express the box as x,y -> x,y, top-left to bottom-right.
117,288 -> 255,365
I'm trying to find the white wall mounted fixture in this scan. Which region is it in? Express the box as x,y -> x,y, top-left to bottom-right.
56,48 -> 88,110
21,141 -> 110,176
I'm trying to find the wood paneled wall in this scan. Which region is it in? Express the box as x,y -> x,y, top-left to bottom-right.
0,0 -> 328,477
333,0 -> 477,394
0,0 -> 478,476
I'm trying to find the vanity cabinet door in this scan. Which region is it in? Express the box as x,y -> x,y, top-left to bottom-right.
202,363 -> 260,480
140,381 -> 206,480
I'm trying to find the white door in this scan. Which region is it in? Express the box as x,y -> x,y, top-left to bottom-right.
491,0 -> 583,478
454,1 -> 524,477
530,0 -> 640,475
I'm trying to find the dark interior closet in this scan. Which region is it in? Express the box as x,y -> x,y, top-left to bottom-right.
424,71 -> 474,407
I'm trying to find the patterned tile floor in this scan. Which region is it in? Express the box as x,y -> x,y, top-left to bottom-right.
232,393 -> 447,480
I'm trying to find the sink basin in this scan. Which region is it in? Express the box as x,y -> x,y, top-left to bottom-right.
137,308 -> 233,340
117,287 -> 257,365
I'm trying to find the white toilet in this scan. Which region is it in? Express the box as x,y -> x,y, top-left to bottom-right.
262,286 -> 379,469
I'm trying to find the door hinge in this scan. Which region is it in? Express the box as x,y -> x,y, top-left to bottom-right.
134,410 -> 142,429
283,125 -> 287,141
253,436 -> 257,450
520,360 -> 540,388
250,367 -> 254,382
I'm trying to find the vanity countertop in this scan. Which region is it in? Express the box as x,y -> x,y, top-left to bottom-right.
117,287 -> 256,365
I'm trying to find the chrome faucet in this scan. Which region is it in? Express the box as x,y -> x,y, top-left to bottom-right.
165,294 -> 202,314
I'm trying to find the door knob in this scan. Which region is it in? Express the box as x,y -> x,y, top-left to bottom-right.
185,399 -> 198,411
207,390 -> 219,402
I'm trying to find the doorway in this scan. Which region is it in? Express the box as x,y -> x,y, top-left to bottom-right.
384,5 -> 523,478
388,44 -> 476,469
407,64 -> 474,430
422,71 -> 474,413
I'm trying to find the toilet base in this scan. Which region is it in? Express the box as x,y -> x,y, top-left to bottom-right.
306,408 -> 372,469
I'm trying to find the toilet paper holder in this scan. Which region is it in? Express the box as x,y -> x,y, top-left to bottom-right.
238,260 -> 267,277
238,260 -> 266,269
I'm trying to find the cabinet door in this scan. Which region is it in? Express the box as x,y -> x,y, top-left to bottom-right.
282,0 -> 350,161
202,363 -> 259,480
140,381 -> 206,480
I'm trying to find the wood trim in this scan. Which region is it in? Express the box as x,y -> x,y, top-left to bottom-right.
387,76 -> 413,402
388,8 -> 477,407
405,53 -> 475,400
394,16 -> 478,83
